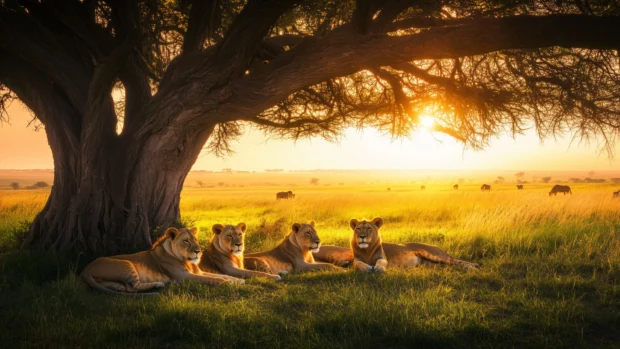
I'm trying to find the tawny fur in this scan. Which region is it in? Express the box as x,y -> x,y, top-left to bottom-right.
199,223 -> 281,281
245,221 -> 341,274
81,227 -> 244,295
315,218 -> 481,272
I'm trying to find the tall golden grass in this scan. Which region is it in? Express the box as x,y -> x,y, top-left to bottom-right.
2,183 -> 619,266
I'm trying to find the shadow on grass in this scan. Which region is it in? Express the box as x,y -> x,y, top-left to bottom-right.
1,252 -> 619,348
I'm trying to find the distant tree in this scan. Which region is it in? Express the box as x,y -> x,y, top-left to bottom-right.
570,178 -> 585,183
611,178 -> 620,184
310,178 -> 320,186
515,172 -> 526,181
196,181 -> 204,188
222,168 -> 233,174
497,176 -> 505,183
541,177 -> 552,183
458,178 -> 465,184
588,171 -> 595,176
217,182 -> 225,187
34,181 -> 49,188
10,182 -> 19,190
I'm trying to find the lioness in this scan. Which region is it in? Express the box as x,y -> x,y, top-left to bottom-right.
314,218 -> 480,272
81,227 -> 244,295
199,223 -> 281,281
244,221 -> 341,274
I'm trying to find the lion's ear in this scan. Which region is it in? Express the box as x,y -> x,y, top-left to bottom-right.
165,227 -> 180,240
190,227 -> 199,235
212,224 -> 225,235
309,220 -> 315,227
236,222 -> 247,233
349,219 -> 359,230
292,223 -> 302,233
371,217 -> 384,229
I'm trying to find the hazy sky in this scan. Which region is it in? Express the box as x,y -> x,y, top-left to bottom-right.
1,102 -> 619,171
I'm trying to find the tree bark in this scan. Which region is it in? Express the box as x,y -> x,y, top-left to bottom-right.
23,118 -> 215,254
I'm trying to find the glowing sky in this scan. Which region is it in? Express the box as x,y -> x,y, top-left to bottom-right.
1,102 -> 618,171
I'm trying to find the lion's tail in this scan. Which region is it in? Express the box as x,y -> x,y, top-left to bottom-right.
81,272 -> 160,296
406,243 -> 481,271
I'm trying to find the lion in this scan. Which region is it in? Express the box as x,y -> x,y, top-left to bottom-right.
315,218 -> 480,272
199,223 -> 281,281
81,227 -> 244,295
244,221 -> 341,274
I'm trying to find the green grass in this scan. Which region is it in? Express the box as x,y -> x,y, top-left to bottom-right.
1,184 -> 619,348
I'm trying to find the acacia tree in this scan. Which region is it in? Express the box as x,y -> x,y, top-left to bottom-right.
1,0 -> 620,254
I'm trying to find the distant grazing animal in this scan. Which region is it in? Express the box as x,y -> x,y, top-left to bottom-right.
549,185 -> 572,196
387,188 -> 391,192
613,190 -> 620,198
245,221 -> 341,274
81,227 -> 243,295
453,184 -> 459,190
481,184 -> 491,192
421,185 -> 426,190
276,191 -> 295,199
314,218 -> 480,272
199,223 -> 281,281
517,185 -> 524,190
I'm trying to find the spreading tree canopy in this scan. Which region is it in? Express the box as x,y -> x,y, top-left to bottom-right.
1,0 -> 619,254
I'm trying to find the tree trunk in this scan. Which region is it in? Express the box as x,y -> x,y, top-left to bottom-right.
22,117 -> 215,255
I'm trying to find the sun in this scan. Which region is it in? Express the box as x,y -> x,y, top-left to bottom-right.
419,115 -> 435,129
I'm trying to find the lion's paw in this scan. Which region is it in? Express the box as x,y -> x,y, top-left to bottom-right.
373,266 -> 386,273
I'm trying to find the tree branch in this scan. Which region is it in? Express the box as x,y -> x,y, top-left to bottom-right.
370,0 -> 415,33
217,0 -> 302,67
182,0 -> 222,54
221,15 -> 620,124
0,50 -> 81,150
0,9 -> 92,114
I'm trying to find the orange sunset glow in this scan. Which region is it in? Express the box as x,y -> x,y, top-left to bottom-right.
2,102 -> 619,172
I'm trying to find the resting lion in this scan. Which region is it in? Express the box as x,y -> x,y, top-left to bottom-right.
199,223 -> 281,281
314,218 -> 480,272
244,221 -> 341,274
81,227 -> 244,295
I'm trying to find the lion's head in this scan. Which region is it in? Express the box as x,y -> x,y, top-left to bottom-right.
211,223 -> 246,256
157,227 -> 202,264
290,221 -> 321,253
350,217 -> 383,249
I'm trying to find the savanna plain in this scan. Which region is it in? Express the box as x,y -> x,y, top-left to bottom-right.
0,171 -> 619,348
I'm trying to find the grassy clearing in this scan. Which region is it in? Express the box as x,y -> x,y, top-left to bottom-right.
1,183 -> 619,348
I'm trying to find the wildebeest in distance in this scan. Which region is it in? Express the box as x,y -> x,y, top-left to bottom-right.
549,185 -> 572,196
481,184 -> 491,192
516,185 -> 524,190
421,185 -> 426,191
276,191 -> 295,199
613,190 -> 620,198
453,184 -> 459,190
